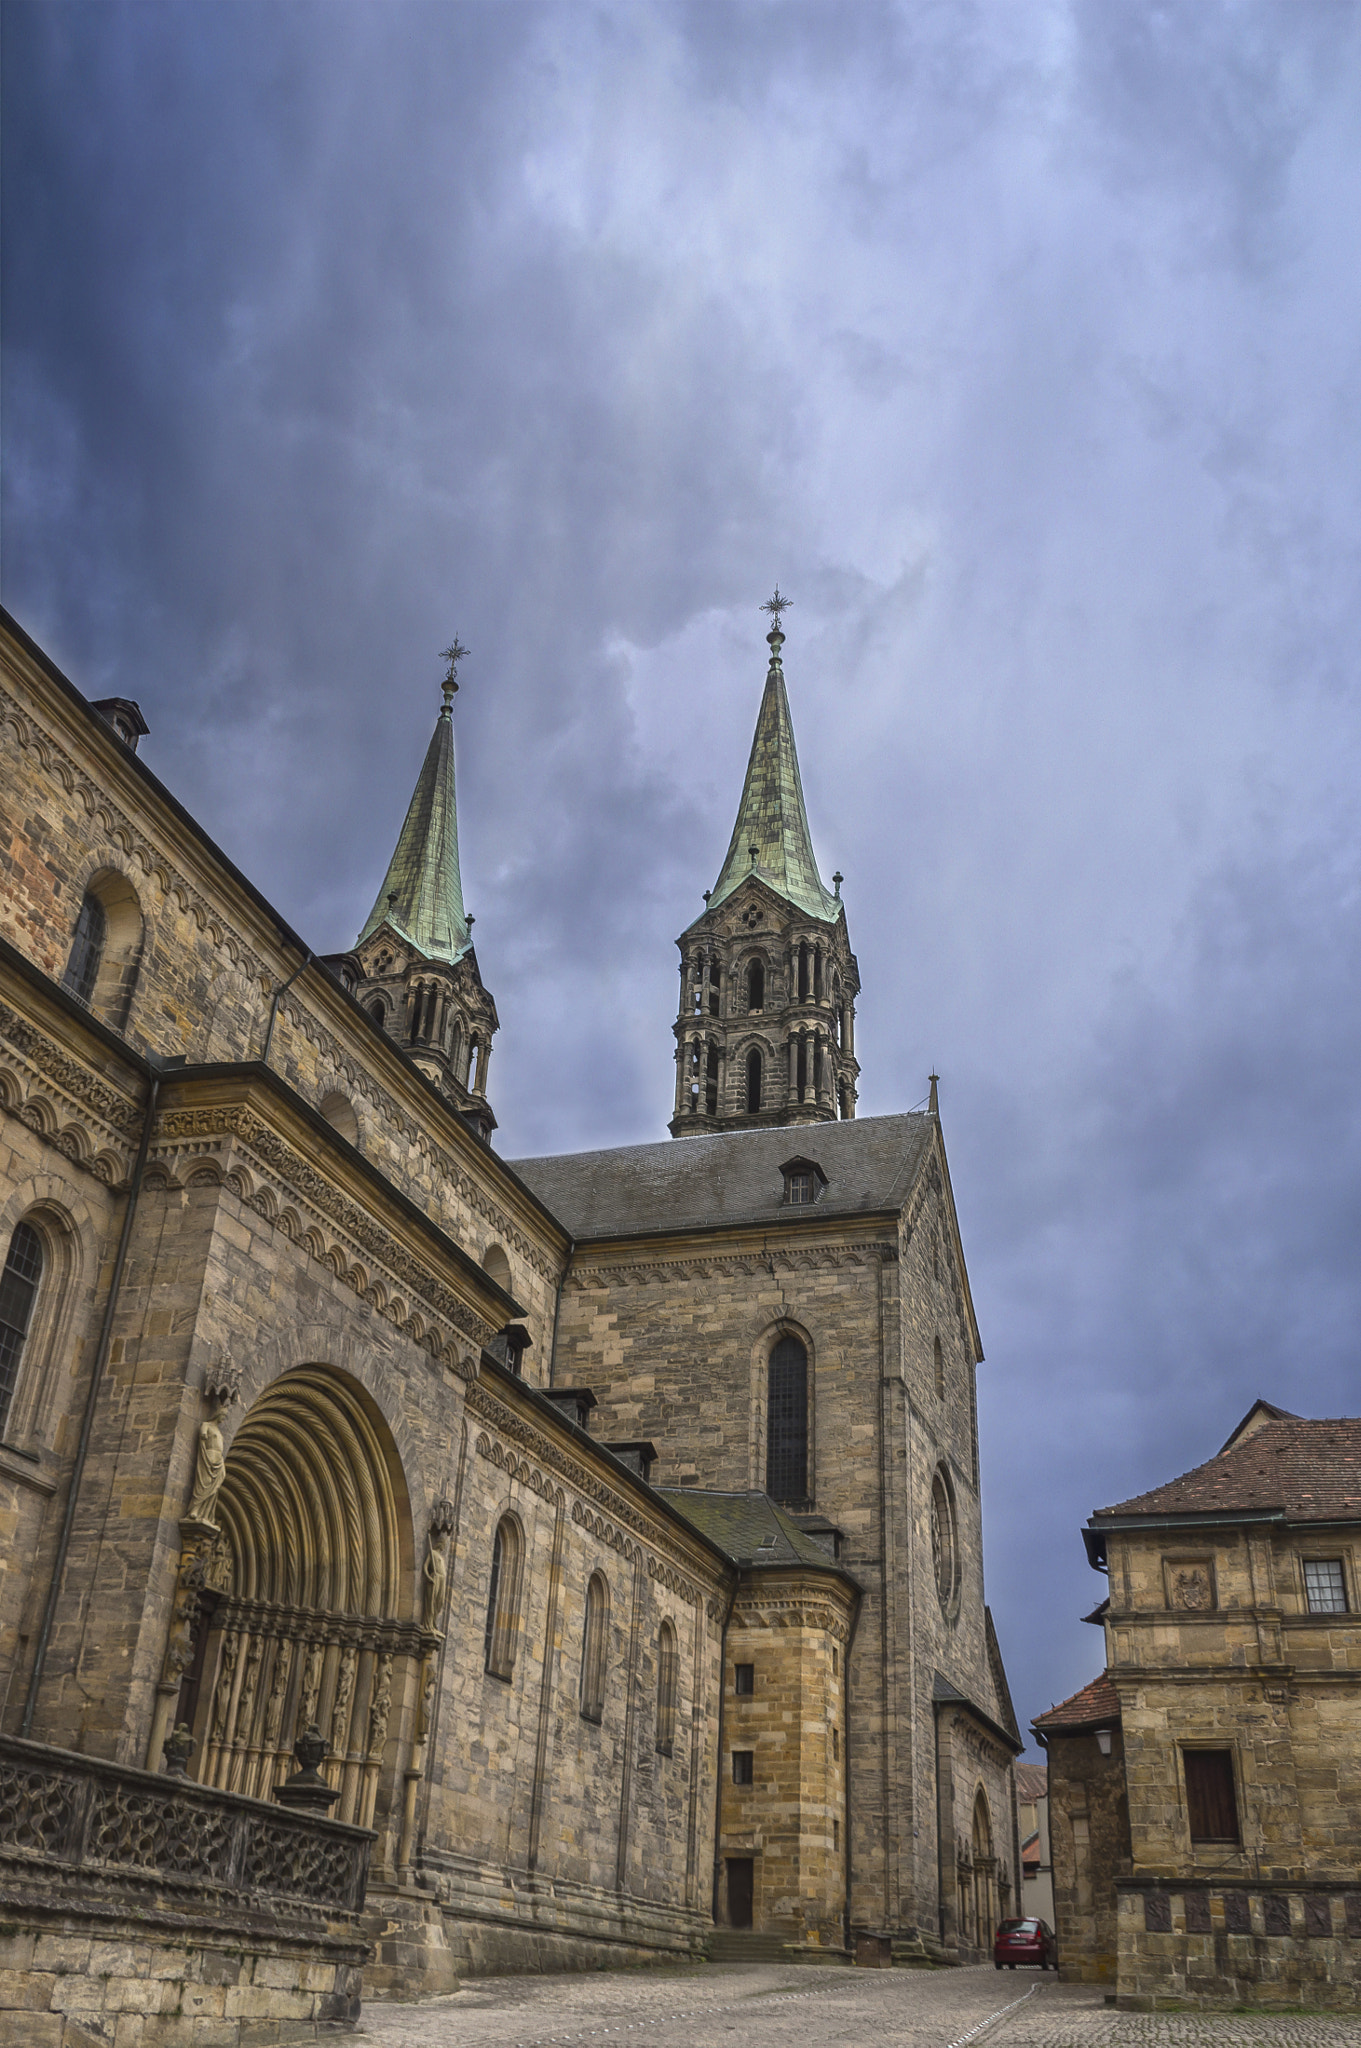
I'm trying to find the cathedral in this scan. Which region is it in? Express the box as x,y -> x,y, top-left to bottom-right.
0,597 -> 1020,2041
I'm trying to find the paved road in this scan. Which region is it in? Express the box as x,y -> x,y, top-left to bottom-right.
358,1962 -> 1361,2047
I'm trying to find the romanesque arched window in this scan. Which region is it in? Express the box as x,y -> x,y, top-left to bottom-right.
0,1220 -> 43,1439
62,893 -> 107,1007
484,1515 -> 524,1679
580,1572 -> 609,1722
705,1042 -> 720,1116
798,941 -> 809,1001
747,960 -> 764,1012
655,1619 -> 679,1756
767,1334 -> 808,1506
366,997 -> 387,1030
746,1049 -> 762,1114
709,962 -> 721,1017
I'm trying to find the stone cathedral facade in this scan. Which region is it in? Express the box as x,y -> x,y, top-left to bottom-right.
0,601 -> 1020,2041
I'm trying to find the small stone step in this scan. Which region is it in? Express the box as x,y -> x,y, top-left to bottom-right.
706,1931 -> 851,1966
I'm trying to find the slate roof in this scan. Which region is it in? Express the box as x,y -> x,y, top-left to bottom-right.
707,633 -> 841,924
1092,1416 -> 1361,1526
1031,1671 -> 1120,1734
656,1488 -> 850,1572
358,694 -> 469,964
509,1111 -> 932,1241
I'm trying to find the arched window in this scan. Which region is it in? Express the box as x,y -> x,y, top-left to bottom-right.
467,1039 -> 480,1092
481,1243 -> 512,1293
767,1334 -> 808,1505
746,1049 -> 762,1114
63,893 -> 107,1007
933,1336 -> 945,1398
0,1221 -> 43,1439
656,1619 -> 679,1756
747,960 -> 764,1012
705,1042 -> 720,1116
798,942 -> 810,1001
838,1085 -> 850,1121
708,962 -> 721,1017
484,1516 -> 523,1679
580,1572 -> 609,1722
366,997 -> 386,1030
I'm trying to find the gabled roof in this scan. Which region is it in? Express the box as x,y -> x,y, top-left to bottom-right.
358,694 -> 469,964
657,1488 -> 853,1574
1015,1761 -> 1048,1802
1031,1671 -> 1120,1735
1091,1415 -> 1361,1527
707,628 -> 840,924
510,1112 -> 933,1240
1218,1397 -> 1301,1456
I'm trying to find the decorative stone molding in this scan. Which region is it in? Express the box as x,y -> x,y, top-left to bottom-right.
466,1384 -> 663,1546
565,1240 -> 898,1290
150,1104 -> 496,1359
473,1432 -> 565,1509
0,999 -> 140,1184
571,1499 -> 643,1563
647,1555 -> 706,1608
731,1595 -> 853,1642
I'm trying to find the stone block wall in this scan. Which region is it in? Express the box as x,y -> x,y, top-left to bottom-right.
716,1571 -> 855,1947
1043,1725 -> 1131,1983
1116,1880 -> 1361,2010
421,1371 -> 729,1968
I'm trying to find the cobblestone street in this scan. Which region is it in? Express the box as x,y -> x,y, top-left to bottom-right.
358,1963 -> 1361,2048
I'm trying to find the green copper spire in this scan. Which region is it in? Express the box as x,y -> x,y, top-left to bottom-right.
358,642 -> 471,962
709,595 -> 840,922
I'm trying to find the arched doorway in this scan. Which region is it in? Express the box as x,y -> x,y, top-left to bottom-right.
177,1368 -> 418,1835
971,1788 -> 996,1950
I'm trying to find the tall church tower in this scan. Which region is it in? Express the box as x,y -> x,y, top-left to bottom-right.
349,642 -> 499,1140
670,596 -> 859,1136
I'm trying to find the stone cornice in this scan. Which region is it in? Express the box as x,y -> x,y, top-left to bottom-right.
466,1381 -> 719,1607
147,1092 -> 496,1362
566,1239 -> 898,1290
0,991 -> 142,1185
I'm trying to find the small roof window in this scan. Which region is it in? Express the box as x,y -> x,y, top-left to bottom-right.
779,1156 -> 827,1206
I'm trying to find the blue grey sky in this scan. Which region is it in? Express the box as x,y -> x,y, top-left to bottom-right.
5,0 -> 1360,1750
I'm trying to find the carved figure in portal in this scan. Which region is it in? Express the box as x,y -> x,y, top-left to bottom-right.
299,1640 -> 324,1732
331,1645 -> 358,1753
263,1641 -> 292,1749
234,1634 -> 264,1745
211,1631 -> 239,1743
416,1654 -> 437,1743
367,1652 -> 394,1761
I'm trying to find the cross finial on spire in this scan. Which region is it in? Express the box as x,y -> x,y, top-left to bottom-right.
439,637 -> 469,706
761,586 -> 791,631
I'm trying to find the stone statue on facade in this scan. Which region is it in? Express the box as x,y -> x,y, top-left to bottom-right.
422,1498 -> 456,1631
185,1359 -> 242,1528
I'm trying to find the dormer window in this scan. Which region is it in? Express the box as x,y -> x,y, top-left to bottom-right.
780,1157 -> 827,1206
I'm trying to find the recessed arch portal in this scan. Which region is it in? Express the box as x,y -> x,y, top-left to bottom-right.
181,1367 -> 418,1837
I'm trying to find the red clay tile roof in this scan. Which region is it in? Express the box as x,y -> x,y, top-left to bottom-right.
1031,1671 -> 1120,1734
1014,1762 -> 1048,1802
1092,1417 -> 1361,1524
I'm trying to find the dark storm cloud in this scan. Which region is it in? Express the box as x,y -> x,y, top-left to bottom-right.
5,0 -> 1361,1742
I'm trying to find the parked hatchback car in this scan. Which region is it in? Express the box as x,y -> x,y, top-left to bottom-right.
993,1917 -> 1056,1969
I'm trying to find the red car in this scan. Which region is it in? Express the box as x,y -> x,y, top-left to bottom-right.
993,1917 -> 1056,1969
